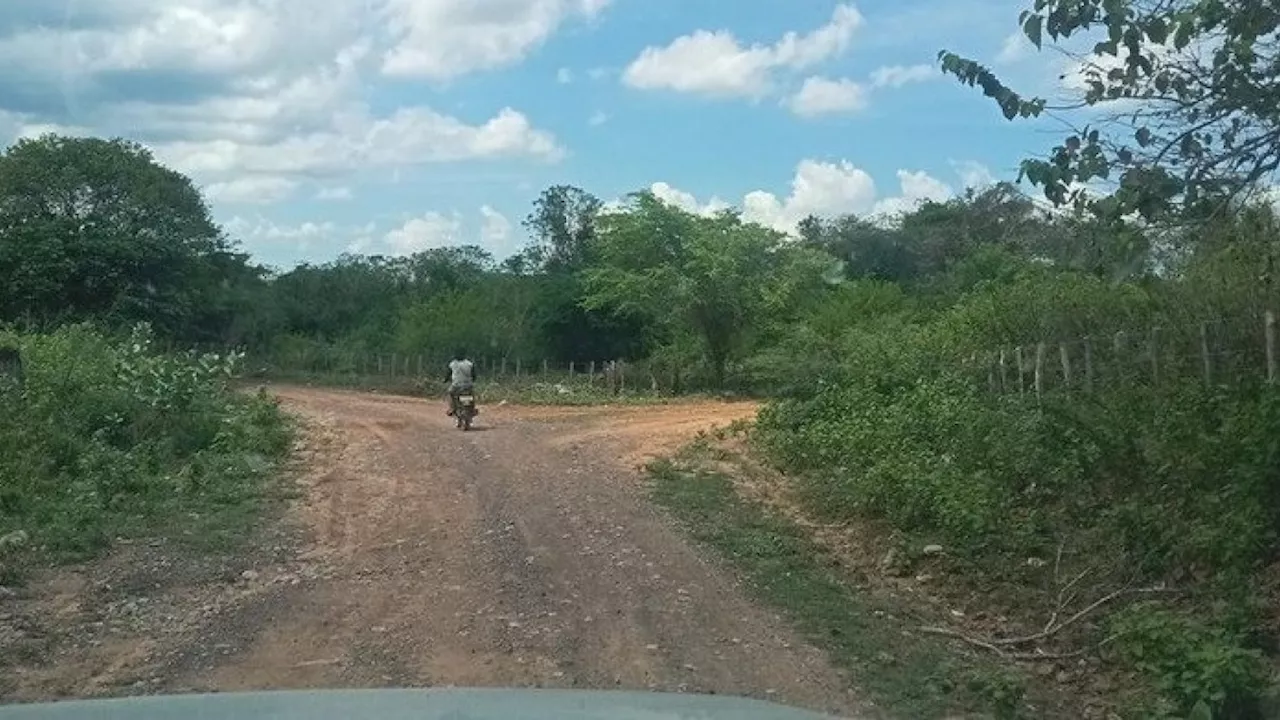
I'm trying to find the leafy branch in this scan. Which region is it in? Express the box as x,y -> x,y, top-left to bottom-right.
939,0 -> 1280,224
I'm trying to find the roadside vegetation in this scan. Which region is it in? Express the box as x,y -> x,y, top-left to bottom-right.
1,0 -> 1279,716
0,324 -> 293,583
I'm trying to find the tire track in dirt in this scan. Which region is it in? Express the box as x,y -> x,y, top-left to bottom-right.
3,387 -> 868,718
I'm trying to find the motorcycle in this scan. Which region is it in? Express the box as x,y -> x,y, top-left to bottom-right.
451,387 -> 478,431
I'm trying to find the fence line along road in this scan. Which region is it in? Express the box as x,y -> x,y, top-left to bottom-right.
971,309 -> 1278,400
245,350 -> 646,392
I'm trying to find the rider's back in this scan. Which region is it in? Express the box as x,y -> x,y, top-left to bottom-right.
448,358 -> 474,387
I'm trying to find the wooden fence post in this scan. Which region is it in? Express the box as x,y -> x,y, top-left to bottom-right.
1015,346 -> 1025,395
1266,310 -> 1277,383
1149,327 -> 1161,385
542,358 -> 549,375
1113,331 -> 1126,385
500,357 -> 507,377
569,361 -> 575,379
998,348 -> 1008,393
589,360 -> 596,385
1083,336 -> 1095,392
1060,343 -> 1072,389
1034,342 -> 1046,400
987,352 -> 997,393
516,358 -> 522,377
1200,322 -> 1212,386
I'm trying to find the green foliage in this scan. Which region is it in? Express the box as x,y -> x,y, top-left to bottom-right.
935,267 -> 1159,351
582,192 -> 826,387
940,0 -> 1280,221
649,457 -> 1033,717
752,208 -> 1280,711
0,134 -> 261,343
0,324 -> 292,565
3,125 -> 1279,716
1108,603 -> 1270,717
759,374 -> 1072,555
522,184 -> 603,273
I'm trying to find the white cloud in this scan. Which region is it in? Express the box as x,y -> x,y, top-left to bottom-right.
871,170 -> 953,216
588,110 -> 609,126
995,30 -> 1032,65
650,182 -> 730,216
742,160 -> 878,232
381,0 -> 611,80
152,105 -> 563,186
224,215 -> 350,253
479,205 -> 512,245
645,159 -> 959,234
622,4 -> 862,98
623,30 -> 776,98
951,160 -> 997,190
384,212 -> 464,255
869,63 -> 936,87
0,1 -> 568,212
316,186 -> 353,200
375,206 -> 520,257
786,76 -> 868,117
557,67 -> 573,83
204,176 -> 298,204
0,2 -> 366,82
12,121 -> 95,142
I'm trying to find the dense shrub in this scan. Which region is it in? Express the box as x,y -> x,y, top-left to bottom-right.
754,255 -> 1280,714
1108,603 -> 1271,718
0,324 -> 292,563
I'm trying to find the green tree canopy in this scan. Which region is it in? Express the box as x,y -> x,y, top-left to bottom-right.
582,192 -> 825,386
522,184 -> 603,274
0,134 -> 252,341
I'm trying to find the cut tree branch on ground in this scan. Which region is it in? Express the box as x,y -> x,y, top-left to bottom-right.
918,627 -> 1126,661
919,583 -> 1172,660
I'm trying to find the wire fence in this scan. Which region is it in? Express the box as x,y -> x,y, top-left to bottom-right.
967,309 -> 1278,399
246,350 -> 623,380
239,347 -> 664,396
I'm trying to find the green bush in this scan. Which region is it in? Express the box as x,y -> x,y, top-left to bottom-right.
0,323 -> 293,563
1108,603 -> 1270,718
753,255 -> 1280,712
758,372 -> 1084,557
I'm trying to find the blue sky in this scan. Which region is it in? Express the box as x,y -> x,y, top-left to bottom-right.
0,0 -> 1085,269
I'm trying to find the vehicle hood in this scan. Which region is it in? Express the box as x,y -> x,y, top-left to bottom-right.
0,689 -> 844,720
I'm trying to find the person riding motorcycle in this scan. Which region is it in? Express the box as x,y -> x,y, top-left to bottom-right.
443,349 -> 477,416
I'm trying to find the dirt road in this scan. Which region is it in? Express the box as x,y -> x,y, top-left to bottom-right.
2,387 -> 863,716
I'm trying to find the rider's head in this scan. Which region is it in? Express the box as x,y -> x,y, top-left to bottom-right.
453,347 -> 467,360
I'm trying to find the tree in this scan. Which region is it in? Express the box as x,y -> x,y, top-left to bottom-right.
401,246 -> 493,295
800,183 -> 1067,283
0,134 -> 248,341
522,185 -> 603,273
801,213 -> 922,282
270,255 -> 405,348
519,184 -> 645,360
939,0 -> 1280,222
582,192 -> 823,387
